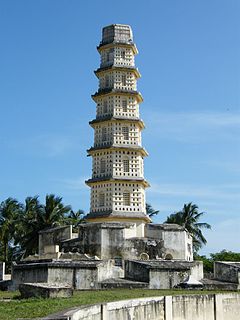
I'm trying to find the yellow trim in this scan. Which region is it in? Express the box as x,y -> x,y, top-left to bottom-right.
86,216 -> 151,223
85,178 -> 150,188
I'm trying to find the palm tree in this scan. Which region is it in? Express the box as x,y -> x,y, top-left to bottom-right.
19,194 -> 72,256
0,198 -> 23,262
146,203 -> 159,218
165,202 -> 211,252
66,209 -> 85,230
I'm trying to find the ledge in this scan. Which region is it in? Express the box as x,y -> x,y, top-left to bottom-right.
97,41 -> 138,55
89,116 -> 145,129
85,177 -> 150,188
92,89 -> 143,103
87,145 -> 148,157
94,66 -> 141,78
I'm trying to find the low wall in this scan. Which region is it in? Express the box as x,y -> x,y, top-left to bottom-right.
44,293 -> 240,320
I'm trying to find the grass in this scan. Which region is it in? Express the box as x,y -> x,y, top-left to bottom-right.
0,289 -> 237,320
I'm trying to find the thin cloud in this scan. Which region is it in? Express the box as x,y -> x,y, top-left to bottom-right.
56,177 -> 88,190
8,133 -> 80,157
148,182 -> 240,200
144,111 -> 240,143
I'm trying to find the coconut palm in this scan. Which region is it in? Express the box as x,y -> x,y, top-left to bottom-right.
19,194 -> 72,256
0,198 -> 23,262
146,203 -> 159,218
165,202 -> 211,252
66,209 -> 85,230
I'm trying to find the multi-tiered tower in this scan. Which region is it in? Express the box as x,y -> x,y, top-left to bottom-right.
86,24 -> 150,236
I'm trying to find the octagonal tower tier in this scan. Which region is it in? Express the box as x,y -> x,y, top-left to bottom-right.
85,24 -> 150,234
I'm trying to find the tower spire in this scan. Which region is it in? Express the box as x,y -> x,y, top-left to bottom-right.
85,24 -> 150,235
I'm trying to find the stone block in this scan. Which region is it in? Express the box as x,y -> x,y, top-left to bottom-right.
19,283 -> 73,299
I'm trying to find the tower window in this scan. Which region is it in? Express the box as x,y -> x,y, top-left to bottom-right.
105,75 -> 109,88
103,100 -> 108,114
121,50 -> 125,59
123,159 -> 130,172
100,159 -> 106,173
122,75 -> 126,86
122,100 -> 127,112
122,126 -> 129,140
99,193 -> 105,207
123,192 -> 130,206
102,127 -> 107,141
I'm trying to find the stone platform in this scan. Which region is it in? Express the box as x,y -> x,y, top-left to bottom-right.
19,283 -> 73,299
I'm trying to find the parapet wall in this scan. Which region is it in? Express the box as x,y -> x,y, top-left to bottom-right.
44,293 -> 240,320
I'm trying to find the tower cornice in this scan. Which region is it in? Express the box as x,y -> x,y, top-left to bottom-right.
94,66 -> 141,79
89,116 -> 145,130
87,145 -> 148,157
92,89 -> 143,103
85,177 -> 150,188
97,42 -> 138,55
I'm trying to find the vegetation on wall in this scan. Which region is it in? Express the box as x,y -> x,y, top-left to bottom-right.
0,195 -> 85,270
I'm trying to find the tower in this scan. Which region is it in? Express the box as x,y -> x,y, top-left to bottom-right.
86,24 -> 150,236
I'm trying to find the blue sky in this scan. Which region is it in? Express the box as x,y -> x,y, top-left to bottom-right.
0,0 -> 239,255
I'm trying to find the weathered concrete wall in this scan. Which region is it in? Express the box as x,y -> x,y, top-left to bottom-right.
48,267 -> 74,287
145,224 -> 193,261
0,262 -> 5,281
103,297 -> 165,320
125,260 -> 203,289
39,226 -> 72,255
46,293 -> 240,320
11,260 -> 122,290
149,269 -> 189,289
125,260 -> 149,283
62,223 -> 164,260
214,261 -> 240,284
172,294 -> 215,320
11,263 -> 48,290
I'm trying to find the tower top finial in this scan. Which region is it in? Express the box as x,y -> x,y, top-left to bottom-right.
101,24 -> 133,46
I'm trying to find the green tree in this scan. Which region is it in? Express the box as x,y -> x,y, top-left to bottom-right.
19,194 -> 71,256
146,203 -> 159,218
65,209 -> 85,231
210,250 -> 240,262
195,250 -> 240,273
0,198 -> 23,262
165,202 -> 211,253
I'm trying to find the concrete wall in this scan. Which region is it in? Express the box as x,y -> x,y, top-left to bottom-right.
62,223 -> 164,260
39,226 -> 72,255
11,263 -> 48,290
125,260 -> 203,289
145,224 -> 193,261
214,261 -> 240,285
0,262 -> 5,281
53,293 -> 240,320
149,269 -> 190,289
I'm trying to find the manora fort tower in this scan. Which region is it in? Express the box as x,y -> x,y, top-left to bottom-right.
85,24 -> 150,236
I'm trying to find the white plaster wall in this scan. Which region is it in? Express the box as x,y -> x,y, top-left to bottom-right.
58,293 -> 240,320
90,181 -> 146,214
190,261 -> 204,280
100,46 -> 135,68
93,122 -> 142,147
95,95 -> 139,119
99,70 -> 137,91
162,230 -> 193,261
172,295 -> 215,320
91,150 -> 144,179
